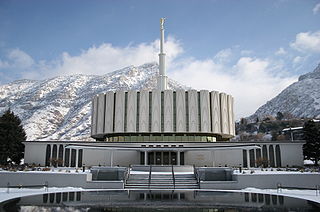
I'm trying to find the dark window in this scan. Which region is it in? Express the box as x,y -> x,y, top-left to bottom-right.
262,145 -> 268,161
56,193 -> 61,203
249,149 -> 255,167
78,149 -> 83,167
43,194 -> 48,203
140,152 -> 145,165
52,145 -> 57,160
49,193 -> 55,203
69,192 -> 75,201
180,152 -> 185,165
269,145 -> 275,167
64,149 -> 70,167
70,149 -> 76,167
242,150 -> 248,168
45,145 -> 51,167
76,192 -> 81,201
62,192 -> 68,202
112,93 -> 116,132
58,145 -> 64,167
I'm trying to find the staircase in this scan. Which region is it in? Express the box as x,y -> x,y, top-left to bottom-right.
124,166 -> 199,189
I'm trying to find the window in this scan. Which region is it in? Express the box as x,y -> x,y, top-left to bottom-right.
78,149 -> 83,167
45,145 -> 51,167
173,92 -> 176,131
275,145 -> 282,167
58,145 -> 64,167
64,149 -> 70,167
70,149 -> 76,167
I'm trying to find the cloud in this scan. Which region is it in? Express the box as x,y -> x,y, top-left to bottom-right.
0,48 -> 34,69
0,40 -> 296,119
170,55 -> 297,119
275,47 -> 287,55
290,31 -> 320,53
313,3 -> 320,14
54,36 -> 182,76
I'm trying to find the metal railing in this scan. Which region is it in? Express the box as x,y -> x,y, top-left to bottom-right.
7,182 -> 48,193
171,164 -> 175,189
148,165 -> 152,189
124,165 -> 131,187
193,164 -> 200,188
277,183 -> 320,195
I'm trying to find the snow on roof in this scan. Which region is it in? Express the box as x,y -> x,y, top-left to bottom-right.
282,127 -> 303,132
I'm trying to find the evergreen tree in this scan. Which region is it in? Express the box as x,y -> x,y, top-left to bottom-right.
303,120 -> 320,166
0,109 -> 26,165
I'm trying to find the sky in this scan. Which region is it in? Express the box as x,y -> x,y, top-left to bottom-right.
0,0 -> 320,119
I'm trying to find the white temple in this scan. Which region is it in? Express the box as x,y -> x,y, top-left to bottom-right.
23,19 -> 304,168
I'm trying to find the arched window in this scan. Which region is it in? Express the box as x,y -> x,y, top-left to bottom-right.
58,145 -> 64,167
269,145 -> 275,167
64,149 -> 70,167
45,145 -> 51,167
275,145 -> 282,167
52,144 -> 57,160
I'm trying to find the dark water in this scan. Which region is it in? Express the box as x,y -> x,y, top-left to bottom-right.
1,190 -> 319,212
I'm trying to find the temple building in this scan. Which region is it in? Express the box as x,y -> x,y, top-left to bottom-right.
23,19 -> 304,168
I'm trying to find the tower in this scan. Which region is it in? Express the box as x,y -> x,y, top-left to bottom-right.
157,18 -> 168,91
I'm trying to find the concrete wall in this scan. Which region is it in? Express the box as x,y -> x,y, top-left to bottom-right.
200,173 -> 320,190
91,89 -> 235,139
24,141 -> 305,168
0,172 -> 123,189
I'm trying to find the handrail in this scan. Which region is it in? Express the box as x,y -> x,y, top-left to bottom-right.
193,164 -> 200,187
172,164 -> 175,189
124,165 -> 131,186
148,165 -> 152,189
7,182 -> 48,193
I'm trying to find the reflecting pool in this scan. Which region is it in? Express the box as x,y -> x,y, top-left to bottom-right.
1,190 -> 319,211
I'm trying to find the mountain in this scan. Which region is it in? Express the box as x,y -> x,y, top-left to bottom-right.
0,63 -> 188,141
251,63 -> 320,120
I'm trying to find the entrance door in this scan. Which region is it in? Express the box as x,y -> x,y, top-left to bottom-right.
143,151 -> 183,165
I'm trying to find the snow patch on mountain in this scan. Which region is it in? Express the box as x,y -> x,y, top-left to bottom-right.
250,63 -> 320,120
0,63 -> 188,141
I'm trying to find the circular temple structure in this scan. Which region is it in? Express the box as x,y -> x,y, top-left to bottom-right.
91,89 -> 235,142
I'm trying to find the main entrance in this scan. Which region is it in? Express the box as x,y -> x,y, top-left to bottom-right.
140,151 -> 184,165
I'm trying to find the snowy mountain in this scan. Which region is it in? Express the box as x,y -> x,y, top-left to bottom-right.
0,63 -> 188,141
251,63 -> 320,120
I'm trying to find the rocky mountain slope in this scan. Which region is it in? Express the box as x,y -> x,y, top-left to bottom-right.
251,63 -> 320,120
0,63 -> 188,141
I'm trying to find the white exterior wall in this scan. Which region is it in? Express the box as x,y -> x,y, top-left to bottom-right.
91,96 -> 98,136
126,90 -> 137,132
23,141 -> 304,168
114,91 -> 125,132
96,93 -> 105,134
139,91 -> 149,132
151,89 -> 161,132
220,93 -> 229,135
164,90 -> 173,132
24,143 -> 47,166
176,90 -> 186,132
188,90 -> 199,132
200,90 -> 211,132
91,89 -> 235,139
211,91 -> 221,134
104,91 -> 114,133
